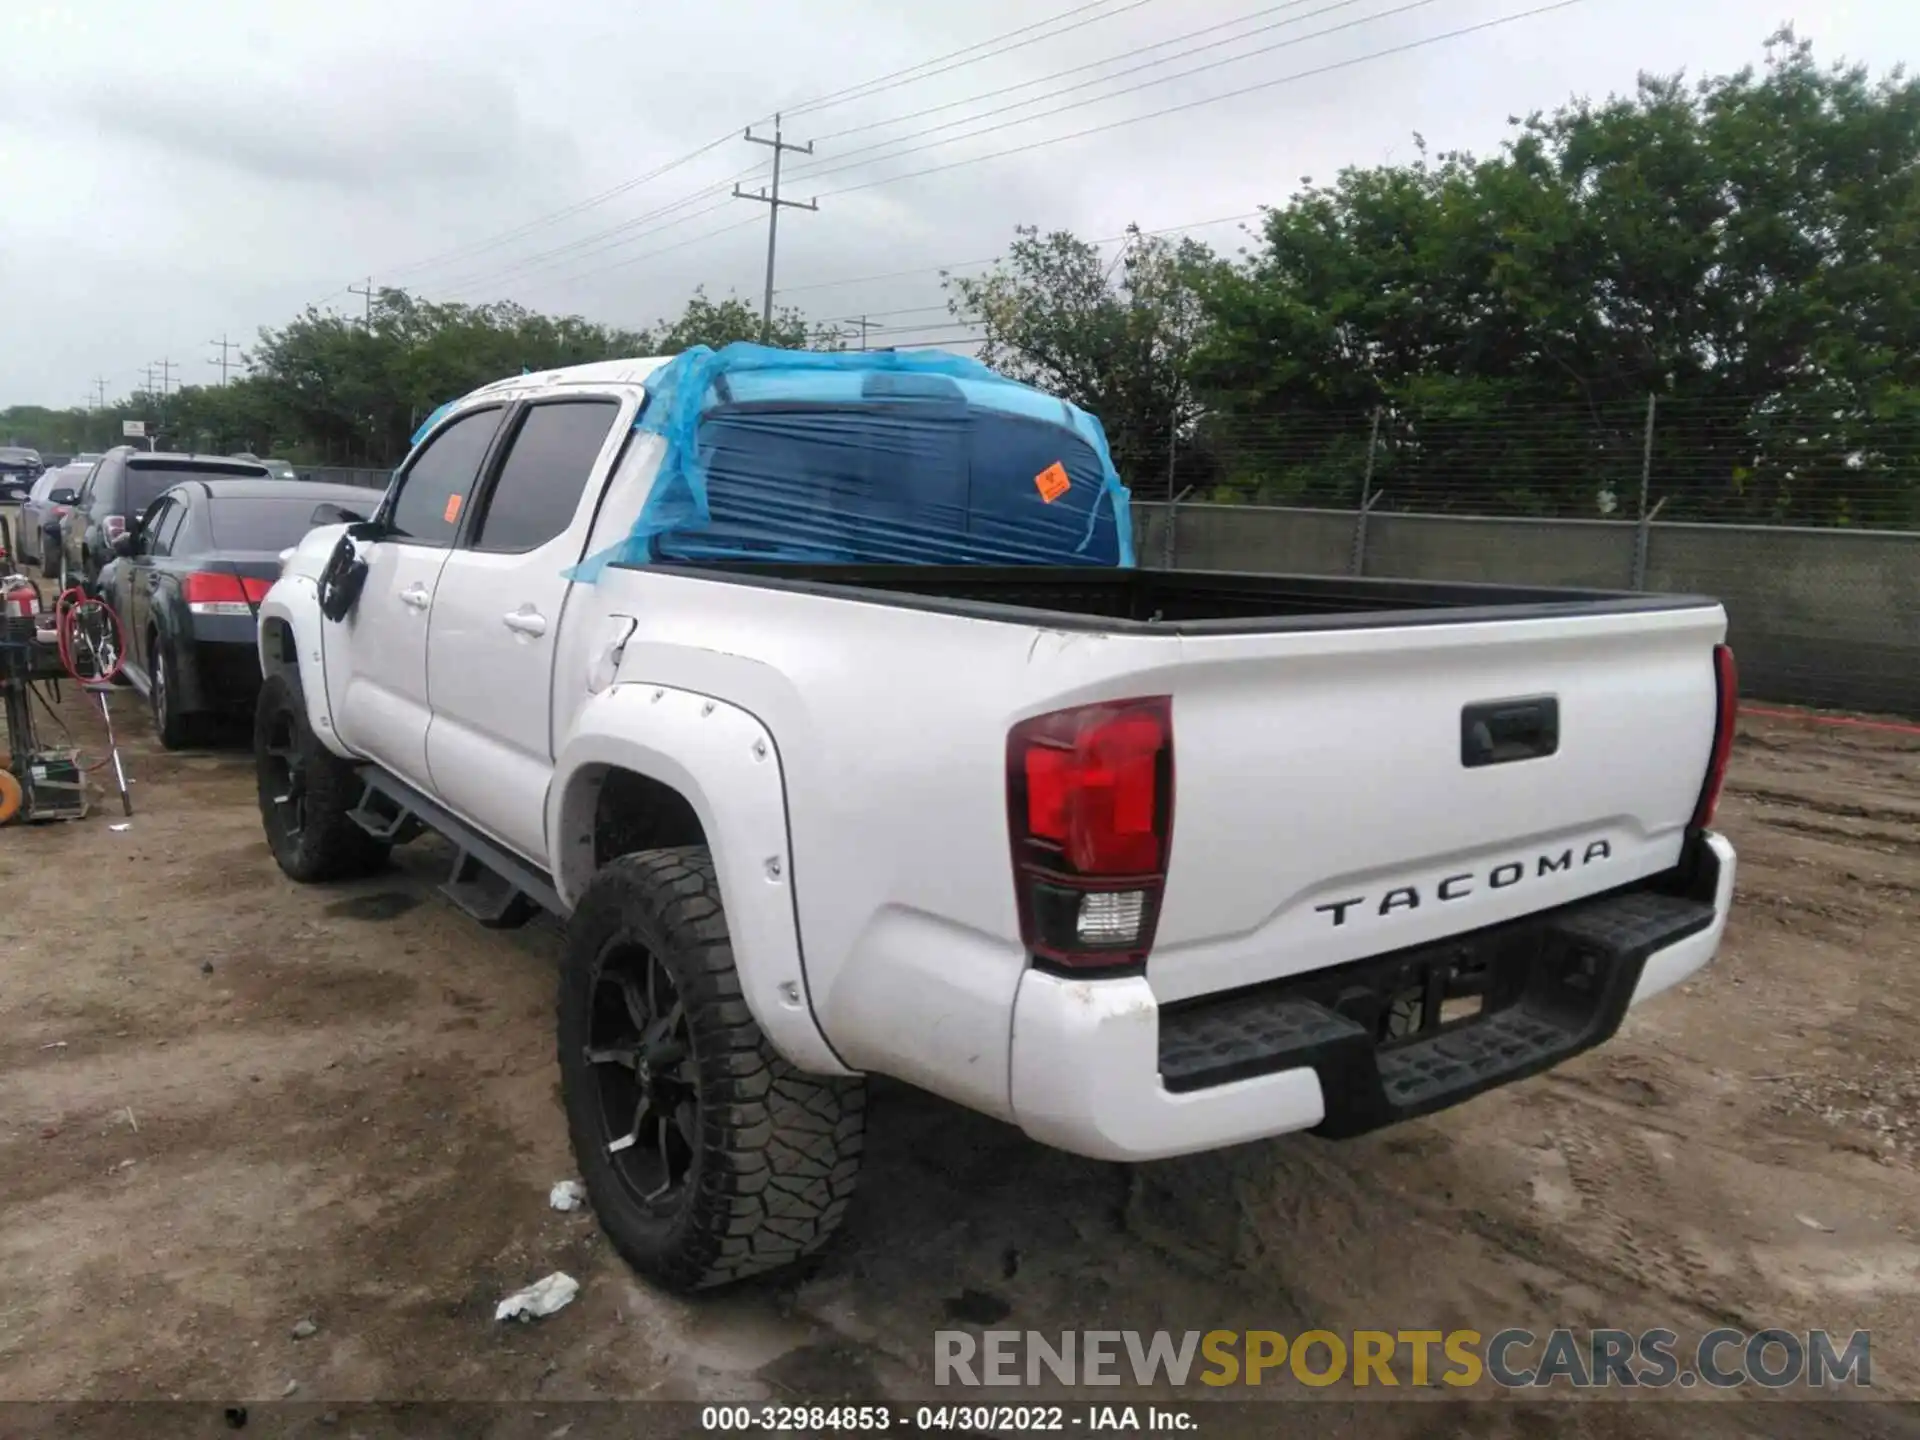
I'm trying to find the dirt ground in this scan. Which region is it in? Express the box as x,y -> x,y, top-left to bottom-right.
1,644 -> 1917,1433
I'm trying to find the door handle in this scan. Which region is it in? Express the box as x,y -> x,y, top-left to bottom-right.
502,607 -> 547,638
400,583 -> 431,610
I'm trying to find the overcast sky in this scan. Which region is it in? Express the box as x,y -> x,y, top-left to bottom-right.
3,0 -> 1917,407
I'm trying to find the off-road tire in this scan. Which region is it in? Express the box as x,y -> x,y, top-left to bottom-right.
254,671 -> 389,883
559,847 -> 867,1292
150,637 -> 195,751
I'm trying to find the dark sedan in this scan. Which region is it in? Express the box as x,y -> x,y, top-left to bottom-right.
99,479 -> 376,748
58,448 -> 272,593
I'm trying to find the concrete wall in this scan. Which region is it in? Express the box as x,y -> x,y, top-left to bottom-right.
1134,500 -> 1920,718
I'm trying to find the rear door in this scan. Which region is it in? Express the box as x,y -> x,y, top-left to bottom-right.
1131,604 -> 1728,1005
123,494 -> 182,678
325,406 -> 508,788
424,394 -> 626,863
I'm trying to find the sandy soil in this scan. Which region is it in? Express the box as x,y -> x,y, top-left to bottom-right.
1,661 -> 1915,1434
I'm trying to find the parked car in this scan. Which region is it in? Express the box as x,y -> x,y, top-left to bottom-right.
100,478 -> 374,747
253,349 -> 1739,1293
57,448 -> 270,592
0,446 -> 44,502
18,461 -> 94,571
230,452 -> 301,482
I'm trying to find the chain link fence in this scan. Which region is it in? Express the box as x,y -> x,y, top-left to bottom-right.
1120,393 -> 1920,717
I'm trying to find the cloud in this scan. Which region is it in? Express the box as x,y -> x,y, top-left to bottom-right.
74,59 -> 563,192
2,0 -> 1916,406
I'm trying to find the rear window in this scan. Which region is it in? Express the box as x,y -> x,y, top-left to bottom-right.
124,464 -> 267,514
205,497 -> 340,554
653,402 -> 1121,567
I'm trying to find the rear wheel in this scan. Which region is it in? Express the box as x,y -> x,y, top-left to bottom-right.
254,671 -> 388,882
559,847 -> 867,1291
150,637 -> 195,751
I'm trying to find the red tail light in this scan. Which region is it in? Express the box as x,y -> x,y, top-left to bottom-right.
103,514 -> 127,541
184,572 -> 272,615
1691,644 -> 1738,830
1007,696 -> 1174,970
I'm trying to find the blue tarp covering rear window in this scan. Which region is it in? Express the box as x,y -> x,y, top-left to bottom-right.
651,401 -> 1122,567
568,342 -> 1134,580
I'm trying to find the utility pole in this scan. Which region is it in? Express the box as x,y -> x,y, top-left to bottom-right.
155,358 -> 179,396
733,115 -> 818,344
841,315 -> 874,351
93,376 -> 108,410
208,334 -> 240,385
141,365 -> 159,397
348,277 -> 376,329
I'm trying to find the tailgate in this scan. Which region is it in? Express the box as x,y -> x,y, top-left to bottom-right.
1147,602 -> 1725,1005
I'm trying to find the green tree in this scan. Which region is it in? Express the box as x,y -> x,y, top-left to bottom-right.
1193,30 -> 1920,524
946,225 -> 1213,497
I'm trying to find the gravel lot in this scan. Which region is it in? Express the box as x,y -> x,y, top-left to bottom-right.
1,655 -> 1915,1433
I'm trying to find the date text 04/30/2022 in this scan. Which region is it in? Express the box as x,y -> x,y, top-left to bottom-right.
699,1404 -> 1196,1431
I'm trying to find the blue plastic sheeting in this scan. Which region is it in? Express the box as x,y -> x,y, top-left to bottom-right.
410,399 -> 455,447
571,343 -> 1134,580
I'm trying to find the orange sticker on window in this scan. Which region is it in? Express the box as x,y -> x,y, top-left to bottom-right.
443,493 -> 463,524
1034,461 -> 1071,504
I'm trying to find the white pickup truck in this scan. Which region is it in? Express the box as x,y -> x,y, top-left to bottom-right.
254,350 -> 1739,1293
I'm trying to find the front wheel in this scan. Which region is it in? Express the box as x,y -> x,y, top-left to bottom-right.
559,847 -> 867,1292
254,671 -> 389,882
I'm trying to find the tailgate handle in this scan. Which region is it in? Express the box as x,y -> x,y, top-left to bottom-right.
1461,696 -> 1559,768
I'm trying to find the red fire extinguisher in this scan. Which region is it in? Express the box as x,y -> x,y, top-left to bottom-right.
3,574 -> 39,621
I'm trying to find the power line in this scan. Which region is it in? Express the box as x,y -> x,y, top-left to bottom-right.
338,0 -> 1165,298
780,0 -> 1161,120
787,0 -> 1443,191
379,135 -> 744,284
432,163 -> 767,298
776,211 -> 1264,296
810,0 -> 1589,200
809,0 -> 1365,144
509,216 -> 765,299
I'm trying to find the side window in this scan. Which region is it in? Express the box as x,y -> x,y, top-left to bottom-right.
387,407 -> 506,546
151,499 -> 188,557
135,498 -> 173,554
469,400 -> 620,554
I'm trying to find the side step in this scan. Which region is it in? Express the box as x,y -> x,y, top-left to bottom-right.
441,848 -> 538,929
347,784 -> 417,842
347,765 -> 565,930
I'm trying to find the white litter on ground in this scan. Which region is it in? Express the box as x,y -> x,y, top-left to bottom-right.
495,1272 -> 580,1323
549,1180 -> 587,1212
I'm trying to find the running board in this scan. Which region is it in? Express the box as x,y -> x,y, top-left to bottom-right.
349,765 -> 564,928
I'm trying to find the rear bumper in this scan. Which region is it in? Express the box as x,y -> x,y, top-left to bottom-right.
1008,831 -> 1735,1162
179,630 -> 265,715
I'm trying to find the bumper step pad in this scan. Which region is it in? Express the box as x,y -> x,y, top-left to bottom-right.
1157,877 -> 1717,1139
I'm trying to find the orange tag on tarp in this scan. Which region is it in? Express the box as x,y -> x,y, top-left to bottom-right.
443,493 -> 463,524
1034,462 -> 1071,504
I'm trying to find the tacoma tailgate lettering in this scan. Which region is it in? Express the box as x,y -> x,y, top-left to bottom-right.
1314,840 -> 1614,927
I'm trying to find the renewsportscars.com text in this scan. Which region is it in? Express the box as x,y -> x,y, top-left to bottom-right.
935,1328 -> 1872,1390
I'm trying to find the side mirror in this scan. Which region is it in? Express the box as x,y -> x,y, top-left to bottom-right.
49,488 -> 78,505
310,502 -> 368,527
111,531 -> 138,557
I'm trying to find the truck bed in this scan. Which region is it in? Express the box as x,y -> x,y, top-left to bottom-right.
639,560 -> 1716,632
